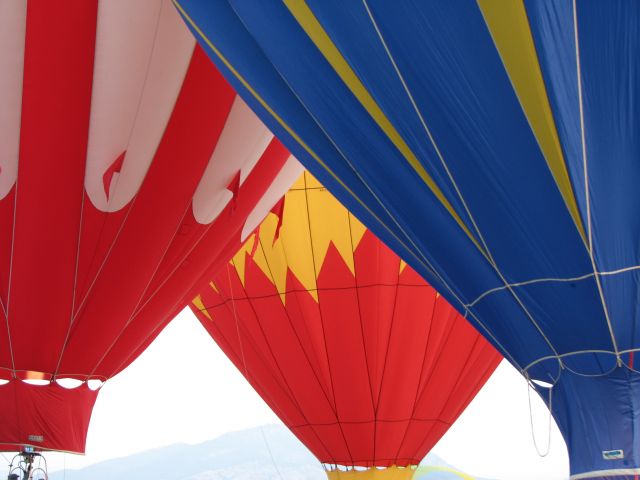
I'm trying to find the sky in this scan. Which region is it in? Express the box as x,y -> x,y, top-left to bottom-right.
1,308 -> 569,479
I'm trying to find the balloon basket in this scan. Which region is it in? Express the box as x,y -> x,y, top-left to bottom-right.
6,450 -> 47,480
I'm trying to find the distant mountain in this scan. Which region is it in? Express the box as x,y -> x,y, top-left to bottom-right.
47,425 -> 494,480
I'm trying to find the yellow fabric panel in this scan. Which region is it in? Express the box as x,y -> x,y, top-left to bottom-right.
477,0 -> 586,244
228,172 -> 371,304
230,234 -> 256,287
399,259 -> 408,274
192,294 -> 211,321
326,466 -> 417,480
282,0 -> 483,255
256,184 -> 317,302
306,180 -> 366,277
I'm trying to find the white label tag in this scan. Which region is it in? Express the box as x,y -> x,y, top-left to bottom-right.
602,449 -> 624,460
27,435 -> 43,443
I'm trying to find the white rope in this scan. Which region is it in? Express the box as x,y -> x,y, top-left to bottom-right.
467,264 -> 640,308
361,0 -> 562,364
572,0 -> 620,363
526,376 -> 553,457
4,167 -> 20,376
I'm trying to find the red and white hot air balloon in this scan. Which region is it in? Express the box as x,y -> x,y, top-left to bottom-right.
0,0 -> 301,455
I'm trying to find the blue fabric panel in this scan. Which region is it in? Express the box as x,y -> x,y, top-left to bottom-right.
311,0 -> 590,283
516,278 -> 614,355
175,1 -> 640,474
575,0 -> 640,273
600,271 -> 640,353
469,289 -> 557,371
524,0 -> 585,229
549,368 -> 640,476
218,0 -> 510,304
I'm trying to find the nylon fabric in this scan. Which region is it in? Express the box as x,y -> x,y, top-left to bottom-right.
190,172 -> 501,469
0,0 -> 300,453
175,0 -> 640,475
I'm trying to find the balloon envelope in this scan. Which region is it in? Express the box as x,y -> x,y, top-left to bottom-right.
0,0 -> 301,454
190,172 -> 501,478
176,1 -> 640,478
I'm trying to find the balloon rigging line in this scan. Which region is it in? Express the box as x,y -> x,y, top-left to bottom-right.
466,264 -> 640,308
526,376 -> 553,457
225,264 -> 286,480
250,218 -> 345,438
391,297 -> 456,465
361,0 -> 565,367
345,208 -> 381,465
345,209 -> 377,419
572,0 -> 620,362
361,0 -> 493,262
65,0 -> 166,330
4,173 -> 19,375
234,230 -> 341,463
300,174 -> 356,466
53,188 -> 86,379
87,201 -> 195,377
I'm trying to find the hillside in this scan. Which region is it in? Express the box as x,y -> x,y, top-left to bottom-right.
48,425 -> 493,480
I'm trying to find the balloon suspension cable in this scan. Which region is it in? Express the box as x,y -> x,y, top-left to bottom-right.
526,376 -> 553,458
225,264 -> 286,480
7,450 -> 48,480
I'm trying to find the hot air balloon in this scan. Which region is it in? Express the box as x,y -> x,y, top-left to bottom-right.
190,172 -> 501,479
175,2 -> 640,479
0,0 -> 301,461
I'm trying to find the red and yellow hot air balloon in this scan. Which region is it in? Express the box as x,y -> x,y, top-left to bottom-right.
191,173 -> 501,479
0,0 -> 301,456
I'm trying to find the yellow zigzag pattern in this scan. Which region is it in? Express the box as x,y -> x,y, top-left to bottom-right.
231,172 -> 366,302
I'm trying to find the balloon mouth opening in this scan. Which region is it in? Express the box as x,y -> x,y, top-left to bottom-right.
0,370 -> 106,390
322,464 -> 419,472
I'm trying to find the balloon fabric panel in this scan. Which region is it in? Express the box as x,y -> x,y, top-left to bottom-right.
175,0 -> 640,477
191,172 -> 501,471
0,0 -> 302,454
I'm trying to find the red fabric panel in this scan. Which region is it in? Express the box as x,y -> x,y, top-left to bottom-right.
0,190 -> 13,373
192,227 -> 502,467
7,1 -> 97,374
99,138 -> 291,378
57,46 -> 235,376
0,381 -> 97,454
0,8 -> 299,454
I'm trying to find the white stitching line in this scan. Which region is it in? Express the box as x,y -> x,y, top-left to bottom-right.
523,347 -> 640,375
466,264 -> 640,308
572,0 -> 620,360
361,0 -> 494,261
362,0 -> 561,362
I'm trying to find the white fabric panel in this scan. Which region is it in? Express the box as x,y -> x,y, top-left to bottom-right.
85,0 -> 195,212
192,96 -> 273,224
241,156 -> 303,241
0,1 -> 27,200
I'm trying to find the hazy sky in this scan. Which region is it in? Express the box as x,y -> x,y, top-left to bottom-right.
2,309 -> 569,479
